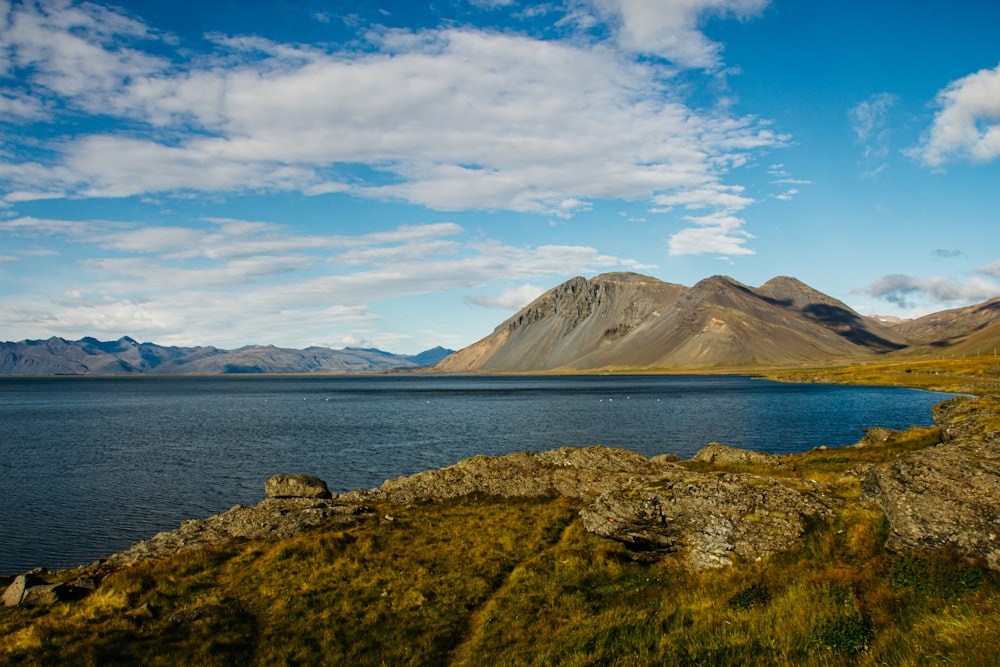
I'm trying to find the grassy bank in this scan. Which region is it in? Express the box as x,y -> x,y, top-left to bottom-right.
3,357 -> 999,665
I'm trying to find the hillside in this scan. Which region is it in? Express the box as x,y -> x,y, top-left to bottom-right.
439,273 -> 916,371
886,297 -> 1000,357
0,337 -> 453,375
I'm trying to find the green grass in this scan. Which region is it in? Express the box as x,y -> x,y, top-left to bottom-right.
3,357 -> 999,665
4,491 -> 999,665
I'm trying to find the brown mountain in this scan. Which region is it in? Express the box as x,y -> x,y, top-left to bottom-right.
438,273 -> 916,371
887,297 -> 1000,357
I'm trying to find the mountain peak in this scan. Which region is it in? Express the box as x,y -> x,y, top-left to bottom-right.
439,273 -> 932,371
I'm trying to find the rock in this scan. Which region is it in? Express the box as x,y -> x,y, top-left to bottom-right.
339,446 -> 679,504
102,498 -> 372,570
2,573 -> 45,607
861,396 -> 1000,570
862,438 -> 1000,570
21,583 -> 62,607
265,473 -> 333,499
860,426 -> 894,445
1,574 -> 75,607
690,442 -> 792,469
581,471 -> 838,570
169,606 -> 211,625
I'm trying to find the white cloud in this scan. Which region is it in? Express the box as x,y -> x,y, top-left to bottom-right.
5,0 -> 166,112
667,211 -> 753,256
911,62 -> 1000,167
0,92 -> 46,120
653,183 -> 754,212
868,273 -> 1000,309
466,283 -> 547,309
974,260 -> 1000,278
655,183 -> 758,256
849,92 -> 896,145
0,215 -> 638,347
585,0 -> 769,69
0,5 -> 785,218
849,92 -> 896,175
0,255 -> 19,264
469,0 -> 516,8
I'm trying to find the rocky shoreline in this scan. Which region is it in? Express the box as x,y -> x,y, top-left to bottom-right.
5,395 -> 999,608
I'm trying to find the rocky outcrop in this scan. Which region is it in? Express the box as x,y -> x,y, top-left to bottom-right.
340,446 -> 677,504
2,572 -> 95,607
265,473 -> 333,499
861,396 -> 1000,570
580,463 -> 836,569
689,442 -> 793,469
101,498 -> 372,570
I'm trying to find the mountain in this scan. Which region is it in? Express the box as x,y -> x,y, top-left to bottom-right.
437,272 -> 993,371
0,338 -> 453,376
887,297 -> 1000,356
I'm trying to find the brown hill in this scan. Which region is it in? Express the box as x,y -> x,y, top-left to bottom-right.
887,297 -> 1000,357
438,273 -> 912,371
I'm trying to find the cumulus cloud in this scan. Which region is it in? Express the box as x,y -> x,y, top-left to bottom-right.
655,184 -> 757,256
975,260 -> 1000,278
0,216 -> 636,347
911,63 -> 1000,167
0,2 -> 785,219
868,273 -> 1000,309
466,283 -> 546,309
585,0 -> 770,69
667,212 -> 754,256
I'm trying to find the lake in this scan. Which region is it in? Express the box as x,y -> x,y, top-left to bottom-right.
0,374 -> 951,574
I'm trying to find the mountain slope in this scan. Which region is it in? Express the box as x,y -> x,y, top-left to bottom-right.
437,272 -> 686,371
886,297 -> 1000,357
439,273 -> 912,371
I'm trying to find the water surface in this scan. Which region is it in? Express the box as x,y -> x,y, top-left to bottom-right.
0,374 -> 950,573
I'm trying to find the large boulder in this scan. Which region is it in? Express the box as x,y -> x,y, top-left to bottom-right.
581,470 -> 838,570
265,473 -> 332,499
861,396 -> 1000,571
690,442 -> 793,469
862,439 -> 1000,570
1,573 -> 85,607
2,573 -> 44,607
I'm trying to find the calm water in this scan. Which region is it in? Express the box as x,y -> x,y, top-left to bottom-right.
0,374 -> 951,574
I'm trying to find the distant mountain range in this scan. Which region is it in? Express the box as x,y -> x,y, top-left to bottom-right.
6,272 -> 998,375
438,272 -> 1000,371
0,336 -> 454,376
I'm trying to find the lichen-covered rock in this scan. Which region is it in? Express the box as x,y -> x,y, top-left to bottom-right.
1,573 -> 84,607
691,442 -> 792,469
859,396 -> 1000,571
102,499 -> 371,570
862,439 -> 1000,570
2,573 -> 44,607
580,471 -> 838,570
339,446 -> 679,504
265,473 -> 332,499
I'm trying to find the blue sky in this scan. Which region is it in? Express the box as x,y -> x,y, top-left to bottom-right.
1,0 -> 999,354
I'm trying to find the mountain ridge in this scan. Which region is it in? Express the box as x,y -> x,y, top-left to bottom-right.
438,273 -> 1000,371
0,337 -> 453,376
